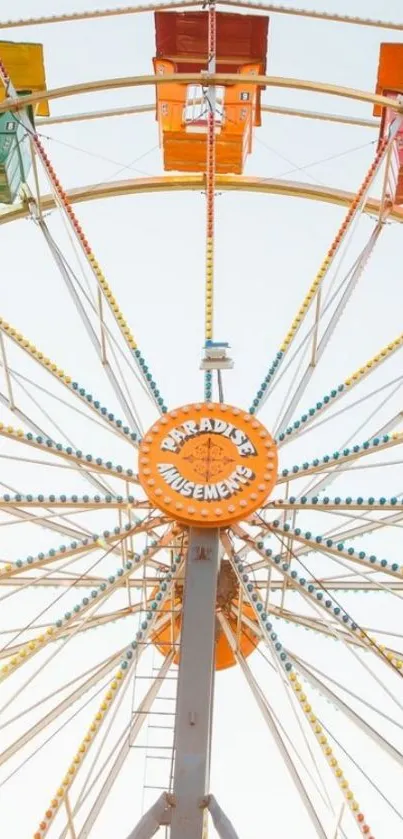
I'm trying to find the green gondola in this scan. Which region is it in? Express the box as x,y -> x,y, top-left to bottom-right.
0,100 -> 34,205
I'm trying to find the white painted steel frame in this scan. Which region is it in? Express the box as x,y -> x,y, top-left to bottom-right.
170,528 -> 220,839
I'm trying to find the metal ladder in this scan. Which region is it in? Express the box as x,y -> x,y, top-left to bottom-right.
130,657 -> 178,835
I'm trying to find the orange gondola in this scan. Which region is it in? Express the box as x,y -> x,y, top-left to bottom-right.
375,43 -> 403,205
151,560 -> 260,671
153,11 -> 269,174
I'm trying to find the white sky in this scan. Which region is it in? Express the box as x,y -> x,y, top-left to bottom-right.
1,1 -> 403,838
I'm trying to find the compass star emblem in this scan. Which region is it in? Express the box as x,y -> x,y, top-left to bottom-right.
183,437 -> 235,480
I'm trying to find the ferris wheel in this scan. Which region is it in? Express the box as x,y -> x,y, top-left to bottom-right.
1,3 -> 403,838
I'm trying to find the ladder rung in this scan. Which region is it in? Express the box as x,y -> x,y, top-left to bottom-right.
133,745 -> 173,750
144,785 -> 168,791
136,675 -> 178,680
148,725 -> 175,730
136,641 -> 181,646
153,697 -> 176,701
135,711 -> 175,716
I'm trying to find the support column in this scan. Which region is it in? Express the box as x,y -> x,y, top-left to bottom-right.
170,528 -> 220,839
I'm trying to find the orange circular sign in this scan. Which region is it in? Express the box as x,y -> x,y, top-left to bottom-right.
138,403 -> 278,527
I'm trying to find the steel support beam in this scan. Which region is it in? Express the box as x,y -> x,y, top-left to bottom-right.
204,795 -> 241,839
275,224 -> 383,435
218,614 -> 329,839
38,220 -> 143,437
170,528 -> 220,839
290,654 -> 403,768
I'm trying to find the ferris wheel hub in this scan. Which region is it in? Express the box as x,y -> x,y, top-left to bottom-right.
139,401 -> 278,527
